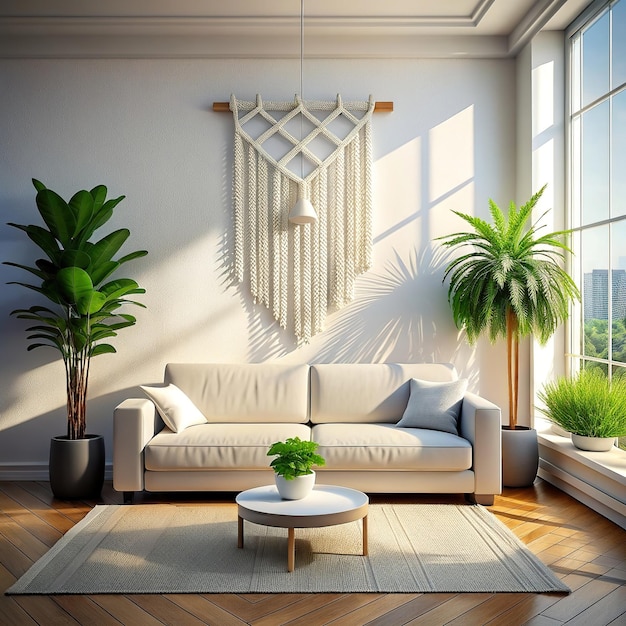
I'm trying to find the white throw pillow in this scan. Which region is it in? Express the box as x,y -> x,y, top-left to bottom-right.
140,384 -> 207,433
397,378 -> 468,435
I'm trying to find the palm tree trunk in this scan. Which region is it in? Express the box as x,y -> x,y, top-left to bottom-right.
506,308 -> 519,429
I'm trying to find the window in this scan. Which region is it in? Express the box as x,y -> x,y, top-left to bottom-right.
568,0 -> 626,450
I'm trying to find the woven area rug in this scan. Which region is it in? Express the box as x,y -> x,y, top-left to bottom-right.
6,503 -> 569,595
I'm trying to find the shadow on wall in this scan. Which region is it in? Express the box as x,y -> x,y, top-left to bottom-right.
308,246 -> 450,363
241,245 -> 475,386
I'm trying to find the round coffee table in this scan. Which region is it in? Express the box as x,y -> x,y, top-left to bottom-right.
236,484 -> 369,572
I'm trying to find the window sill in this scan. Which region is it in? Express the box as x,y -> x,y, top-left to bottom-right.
536,418 -> 626,530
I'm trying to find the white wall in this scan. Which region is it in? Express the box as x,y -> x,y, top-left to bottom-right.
0,55 -> 517,475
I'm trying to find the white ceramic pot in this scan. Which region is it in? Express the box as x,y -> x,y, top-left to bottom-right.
571,434 -> 616,452
275,471 -> 316,500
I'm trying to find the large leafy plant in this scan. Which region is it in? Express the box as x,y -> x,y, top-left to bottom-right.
437,185 -> 579,429
5,179 -> 147,439
267,437 -> 326,480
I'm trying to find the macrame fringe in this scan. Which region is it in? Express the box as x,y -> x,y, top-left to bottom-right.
231,94 -> 374,342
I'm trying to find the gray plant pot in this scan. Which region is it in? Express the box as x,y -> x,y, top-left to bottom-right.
501,426 -> 539,488
49,434 -> 105,500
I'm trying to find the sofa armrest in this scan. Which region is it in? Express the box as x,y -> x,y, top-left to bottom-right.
459,392 -> 502,499
113,398 -> 158,493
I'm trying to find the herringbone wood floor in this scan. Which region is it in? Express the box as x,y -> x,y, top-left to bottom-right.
1,479 -> 625,626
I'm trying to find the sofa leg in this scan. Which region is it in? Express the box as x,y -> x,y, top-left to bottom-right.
123,491 -> 135,505
466,493 -> 495,506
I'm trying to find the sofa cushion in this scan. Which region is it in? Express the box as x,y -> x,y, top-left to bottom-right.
145,423 -> 311,470
397,378 -> 468,434
312,423 -> 472,471
310,363 -> 458,424
140,384 -> 208,433
164,363 -> 309,424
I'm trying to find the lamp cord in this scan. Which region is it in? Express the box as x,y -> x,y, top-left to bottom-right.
300,0 -> 304,100
300,0 -> 304,182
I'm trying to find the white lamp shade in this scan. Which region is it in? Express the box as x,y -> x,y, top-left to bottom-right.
289,197 -> 317,224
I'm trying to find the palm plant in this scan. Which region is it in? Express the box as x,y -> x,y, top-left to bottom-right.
437,185 -> 579,429
5,179 -> 147,439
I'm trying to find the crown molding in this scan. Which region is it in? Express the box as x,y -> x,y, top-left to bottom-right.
508,0 -> 586,55
0,12 -> 509,60
0,0 -> 499,35
0,31 -> 509,60
0,0 -> 568,60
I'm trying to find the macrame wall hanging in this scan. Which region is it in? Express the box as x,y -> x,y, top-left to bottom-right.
230,93 -> 375,342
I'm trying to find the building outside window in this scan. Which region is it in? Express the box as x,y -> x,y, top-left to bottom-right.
568,0 -> 626,450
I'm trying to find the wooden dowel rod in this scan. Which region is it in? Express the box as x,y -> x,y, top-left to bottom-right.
212,101 -> 393,113
373,101 -> 393,112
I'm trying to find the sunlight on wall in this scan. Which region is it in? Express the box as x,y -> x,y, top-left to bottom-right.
372,136 -> 421,249
532,61 -> 554,136
429,106 -> 474,204
428,106 -> 476,240
533,139 -> 556,227
529,38 -> 567,407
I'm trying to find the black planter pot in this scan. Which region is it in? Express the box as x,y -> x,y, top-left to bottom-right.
49,434 -> 105,499
501,426 -> 539,488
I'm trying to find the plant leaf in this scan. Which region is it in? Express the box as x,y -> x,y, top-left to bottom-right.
91,344 -> 116,357
68,189 -> 94,238
117,249 -> 148,265
55,266 -> 94,305
60,249 -> 91,269
7,223 -> 61,263
93,229 -> 130,261
35,188 -> 76,247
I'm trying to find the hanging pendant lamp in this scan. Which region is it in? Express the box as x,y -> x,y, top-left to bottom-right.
289,194 -> 317,224
289,0 -> 317,225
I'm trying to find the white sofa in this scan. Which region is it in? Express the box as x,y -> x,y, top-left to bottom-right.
113,363 -> 502,505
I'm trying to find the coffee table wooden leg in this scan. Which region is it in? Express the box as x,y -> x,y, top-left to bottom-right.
287,527 -> 295,572
238,516 -> 244,549
363,515 -> 368,556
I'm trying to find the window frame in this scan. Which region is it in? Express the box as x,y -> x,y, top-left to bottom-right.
566,0 -> 626,450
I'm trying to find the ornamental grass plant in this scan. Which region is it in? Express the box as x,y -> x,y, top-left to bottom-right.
538,369 -> 626,438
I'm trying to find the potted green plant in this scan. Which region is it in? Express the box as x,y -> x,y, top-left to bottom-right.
538,368 -> 626,451
267,436 -> 326,500
5,179 -> 147,499
437,185 -> 579,486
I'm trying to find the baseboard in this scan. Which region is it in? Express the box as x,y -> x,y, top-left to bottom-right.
0,463 -> 113,482
538,425 -> 626,531
538,462 -> 626,530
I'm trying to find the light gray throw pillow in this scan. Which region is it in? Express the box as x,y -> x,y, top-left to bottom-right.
397,378 -> 468,434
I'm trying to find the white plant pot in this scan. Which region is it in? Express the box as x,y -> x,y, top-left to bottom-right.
275,471 -> 316,500
571,434 -> 616,452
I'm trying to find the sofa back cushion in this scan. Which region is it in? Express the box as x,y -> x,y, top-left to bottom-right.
164,363 -> 309,424
310,363 -> 458,424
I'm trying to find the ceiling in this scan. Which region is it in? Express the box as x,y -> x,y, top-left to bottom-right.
0,0 -> 595,59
